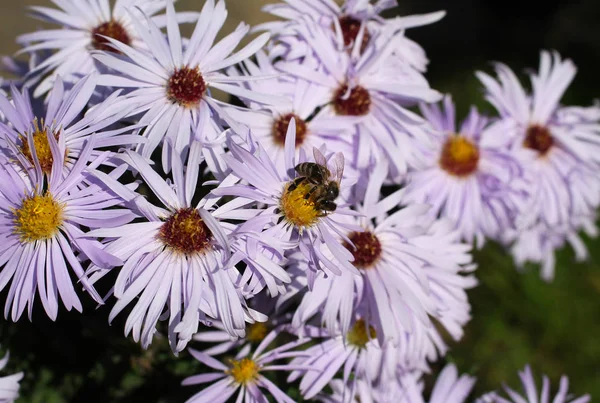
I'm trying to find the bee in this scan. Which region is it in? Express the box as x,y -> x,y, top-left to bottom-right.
288,149 -> 344,213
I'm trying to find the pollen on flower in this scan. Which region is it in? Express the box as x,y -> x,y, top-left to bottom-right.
14,193 -> 64,242
524,124 -> 553,156
439,135 -> 480,177
272,113 -> 308,147
246,322 -> 269,343
19,120 -> 61,175
338,16 -> 370,52
346,319 -> 376,348
333,84 -> 371,116
280,182 -> 320,228
344,231 -> 382,268
226,358 -> 260,385
159,208 -> 213,255
91,20 -> 131,52
166,67 -> 207,108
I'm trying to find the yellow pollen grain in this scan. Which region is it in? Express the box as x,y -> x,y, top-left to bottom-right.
14,193 -> 64,242
346,319 -> 376,349
280,182 -> 320,228
226,358 -> 259,385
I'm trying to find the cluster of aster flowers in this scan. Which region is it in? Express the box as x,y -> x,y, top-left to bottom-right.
0,0 -> 595,402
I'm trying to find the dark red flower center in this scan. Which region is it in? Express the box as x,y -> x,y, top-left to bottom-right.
159,208 -> 213,255
333,84 -> 371,116
167,67 -> 207,108
345,231 -> 382,268
272,113 -> 308,147
524,124 -> 553,156
91,20 -> 131,52
338,16 -> 370,53
439,135 -> 480,177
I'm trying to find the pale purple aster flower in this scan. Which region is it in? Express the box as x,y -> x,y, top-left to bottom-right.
85,144 -> 279,352
94,0 -> 274,167
289,160 -> 476,350
258,0 -> 444,71
0,75 -> 140,177
17,0 -> 199,97
476,365 -> 590,403
276,22 -> 441,178
477,51 -> 600,279
0,134 -> 130,321
404,96 -> 528,248
0,348 -> 23,403
321,363 -> 475,403
477,50 -> 600,223
286,322 -> 385,400
225,52 -> 355,171
212,120 -> 359,285
183,328 -> 310,403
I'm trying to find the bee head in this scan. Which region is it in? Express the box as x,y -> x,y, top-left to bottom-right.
326,182 -> 339,199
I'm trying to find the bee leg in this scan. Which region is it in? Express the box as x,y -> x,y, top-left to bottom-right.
287,177 -> 305,192
303,185 -> 319,200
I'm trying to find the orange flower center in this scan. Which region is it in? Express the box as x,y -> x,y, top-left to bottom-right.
439,135 -> 480,177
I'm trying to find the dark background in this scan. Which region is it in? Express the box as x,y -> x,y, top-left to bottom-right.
0,0 -> 599,401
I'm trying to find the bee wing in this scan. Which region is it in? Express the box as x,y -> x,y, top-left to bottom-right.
313,147 -> 328,167
331,152 -> 345,183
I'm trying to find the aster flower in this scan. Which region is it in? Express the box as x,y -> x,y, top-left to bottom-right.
477,365 -> 590,403
258,0 -> 444,70
85,143 -> 286,352
404,96 -> 527,248
0,348 -> 23,403
0,75 -> 141,177
290,160 -> 476,349
477,51 -> 600,279
224,52 -> 355,171
276,22 -> 441,177
286,321 -> 386,400
17,0 -> 198,97
212,119 -> 358,285
94,0 -> 275,167
0,133 -> 131,321
182,328 -> 310,403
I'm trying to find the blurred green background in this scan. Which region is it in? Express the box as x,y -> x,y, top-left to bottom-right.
0,0 -> 599,401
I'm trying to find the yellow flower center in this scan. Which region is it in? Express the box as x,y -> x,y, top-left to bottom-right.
346,319 -> 376,349
280,182 -> 320,228
246,322 -> 269,343
14,193 -> 64,242
19,119 -> 65,175
226,358 -> 259,385
439,135 -> 479,177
